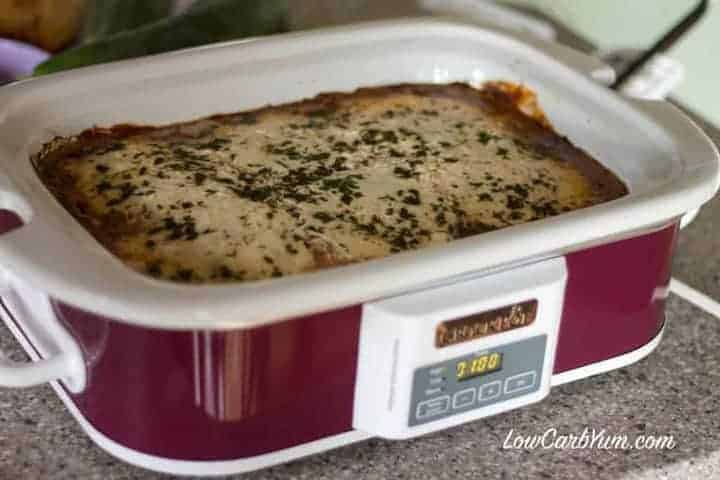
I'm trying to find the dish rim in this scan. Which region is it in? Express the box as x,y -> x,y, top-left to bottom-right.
0,18 -> 716,330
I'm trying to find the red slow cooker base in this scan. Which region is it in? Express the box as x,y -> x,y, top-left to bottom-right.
30,224 -> 676,461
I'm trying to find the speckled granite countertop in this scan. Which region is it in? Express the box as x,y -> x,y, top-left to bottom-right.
1,16 -> 720,478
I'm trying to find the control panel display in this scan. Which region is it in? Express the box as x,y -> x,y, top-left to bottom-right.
409,335 -> 546,427
456,352 -> 502,381
435,300 -> 537,348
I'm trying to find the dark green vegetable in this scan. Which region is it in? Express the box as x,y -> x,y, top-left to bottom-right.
34,0 -> 289,76
82,0 -> 173,44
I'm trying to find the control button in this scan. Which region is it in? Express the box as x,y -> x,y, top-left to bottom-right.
429,376 -> 445,386
504,371 -> 537,395
452,388 -> 476,409
425,387 -> 443,396
478,381 -> 502,402
429,367 -> 446,376
416,396 -> 450,419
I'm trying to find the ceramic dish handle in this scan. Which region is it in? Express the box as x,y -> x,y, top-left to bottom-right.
0,342 -> 81,389
0,172 -> 32,222
626,98 -> 720,229
0,271 -> 86,392
521,36 -> 616,85
461,19 -> 616,85
0,176 -> 86,391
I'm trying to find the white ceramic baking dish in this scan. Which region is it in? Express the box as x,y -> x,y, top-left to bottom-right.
0,18 -> 717,475
0,17 -> 716,331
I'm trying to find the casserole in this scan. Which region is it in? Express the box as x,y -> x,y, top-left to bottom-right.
33,82 -> 627,283
0,19 -> 717,475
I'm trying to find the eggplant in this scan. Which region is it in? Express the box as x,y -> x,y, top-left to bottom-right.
34,0 -> 289,76
81,0 -> 173,44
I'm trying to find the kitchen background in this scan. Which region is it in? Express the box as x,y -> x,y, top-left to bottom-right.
297,0 -> 720,123
1,1 -> 717,124
191,0 -> 719,124
501,0 -> 719,124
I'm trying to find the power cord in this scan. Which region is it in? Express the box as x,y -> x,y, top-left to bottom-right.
610,0 -> 709,90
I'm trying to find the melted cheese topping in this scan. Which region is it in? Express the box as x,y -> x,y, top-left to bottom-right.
35,83 -> 626,283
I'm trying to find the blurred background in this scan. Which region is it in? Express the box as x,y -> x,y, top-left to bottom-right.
0,0 -> 717,123
500,0 -> 718,125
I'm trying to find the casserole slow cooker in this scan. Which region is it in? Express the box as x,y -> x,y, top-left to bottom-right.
0,19 -> 717,475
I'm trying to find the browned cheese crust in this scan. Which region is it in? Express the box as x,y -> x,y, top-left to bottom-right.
33,82 -> 627,283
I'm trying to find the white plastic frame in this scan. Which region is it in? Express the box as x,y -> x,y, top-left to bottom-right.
354,256 -> 567,439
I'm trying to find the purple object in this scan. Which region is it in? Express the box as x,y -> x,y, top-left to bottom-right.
0,215 -> 675,461
0,38 -> 49,82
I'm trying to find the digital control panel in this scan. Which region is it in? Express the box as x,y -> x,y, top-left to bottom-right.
409,335 -> 546,426
353,257 -> 567,439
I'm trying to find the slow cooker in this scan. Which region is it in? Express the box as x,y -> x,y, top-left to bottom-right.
0,19 -> 717,475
